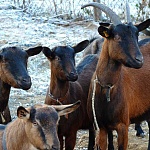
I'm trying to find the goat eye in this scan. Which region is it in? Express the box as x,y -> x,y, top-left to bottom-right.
33,121 -> 38,126
114,35 -> 121,41
55,56 -> 60,61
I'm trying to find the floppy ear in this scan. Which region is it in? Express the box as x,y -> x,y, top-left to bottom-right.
73,40 -> 89,53
17,106 -> 30,120
52,100 -> 81,116
26,46 -> 43,56
42,47 -> 54,59
136,19 -> 150,32
98,26 -> 111,38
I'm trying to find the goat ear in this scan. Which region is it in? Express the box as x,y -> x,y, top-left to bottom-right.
52,100 -> 81,116
73,40 -> 89,53
26,46 -> 43,57
42,47 -> 54,59
17,106 -> 30,120
0,54 -> 3,61
136,19 -> 150,32
98,26 -> 111,38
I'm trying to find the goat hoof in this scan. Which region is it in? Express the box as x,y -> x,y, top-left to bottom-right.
136,132 -> 145,138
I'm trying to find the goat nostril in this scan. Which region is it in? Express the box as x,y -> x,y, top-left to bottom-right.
51,145 -> 59,150
70,72 -> 77,77
69,72 -> 78,80
22,77 -> 31,83
135,55 -> 143,63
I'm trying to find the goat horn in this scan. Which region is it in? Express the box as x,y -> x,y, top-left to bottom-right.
81,2 -> 122,25
125,0 -> 131,23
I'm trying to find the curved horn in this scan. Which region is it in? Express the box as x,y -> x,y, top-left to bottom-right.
125,0 -> 131,23
81,2 -> 122,25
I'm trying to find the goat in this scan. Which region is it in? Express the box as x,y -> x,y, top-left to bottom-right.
82,2 -> 150,150
0,100 -> 80,150
42,40 -> 98,150
84,36 -> 146,138
0,46 -> 43,124
83,37 -> 103,56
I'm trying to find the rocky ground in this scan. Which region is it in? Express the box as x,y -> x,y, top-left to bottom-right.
0,3 -> 150,150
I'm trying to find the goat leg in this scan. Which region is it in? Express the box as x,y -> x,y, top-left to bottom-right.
116,123 -> 128,150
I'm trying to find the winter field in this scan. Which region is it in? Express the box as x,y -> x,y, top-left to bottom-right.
0,1 -> 150,149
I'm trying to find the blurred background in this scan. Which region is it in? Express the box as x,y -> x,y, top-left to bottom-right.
2,0 -> 150,35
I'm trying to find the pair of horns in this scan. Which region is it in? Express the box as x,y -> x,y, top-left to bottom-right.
81,0 -> 131,25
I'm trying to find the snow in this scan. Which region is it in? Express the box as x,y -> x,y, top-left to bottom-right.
0,0 -> 149,119
0,0 -> 148,120
0,1 -> 149,149
0,3 -> 99,120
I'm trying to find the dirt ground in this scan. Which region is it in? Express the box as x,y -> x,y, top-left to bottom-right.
0,3 -> 150,150
75,122 -> 149,149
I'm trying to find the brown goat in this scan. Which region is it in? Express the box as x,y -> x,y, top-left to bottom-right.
0,46 -> 42,124
82,2 -> 150,150
84,36 -> 146,138
42,40 -> 98,150
0,101 -> 80,150
0,46 -> 43,124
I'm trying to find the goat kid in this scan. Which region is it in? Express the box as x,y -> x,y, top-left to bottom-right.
0,101 -> 80,150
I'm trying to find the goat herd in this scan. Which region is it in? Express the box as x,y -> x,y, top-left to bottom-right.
0,2 -> 150,150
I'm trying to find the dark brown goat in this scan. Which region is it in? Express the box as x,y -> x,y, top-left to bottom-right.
42,40 -> 98,150
0,46 -> 43,124
0,101 -> 80,150
82,2 -> 150,150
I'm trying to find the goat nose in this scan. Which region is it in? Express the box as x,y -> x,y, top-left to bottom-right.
22,76 -> 31,83
68,72 -> 78,81
134,54 -> 144,69
135,55 -> 143,63
51,145 -> 59,150
18,76 -> 31,90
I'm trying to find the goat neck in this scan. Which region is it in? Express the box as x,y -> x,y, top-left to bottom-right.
0,81 -> 10,113
49,72 -> 69,104
96,40 -> 122,87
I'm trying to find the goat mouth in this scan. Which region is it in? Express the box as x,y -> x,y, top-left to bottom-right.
17,81 -> 32,90
124,59 -> 143,69
67,76 -> 78,81
66,72 -> 78,81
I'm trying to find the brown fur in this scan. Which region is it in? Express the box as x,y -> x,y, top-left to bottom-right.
42,41 -> 98,150
0,46 -> 43,124
81,37 -> 145,145
87,21 -> 150,149
0,102 -> 80,150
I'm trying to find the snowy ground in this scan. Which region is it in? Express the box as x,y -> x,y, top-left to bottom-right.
0,3 -> 150,150
0,4 -> 99,149
0,4 -> 99,117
